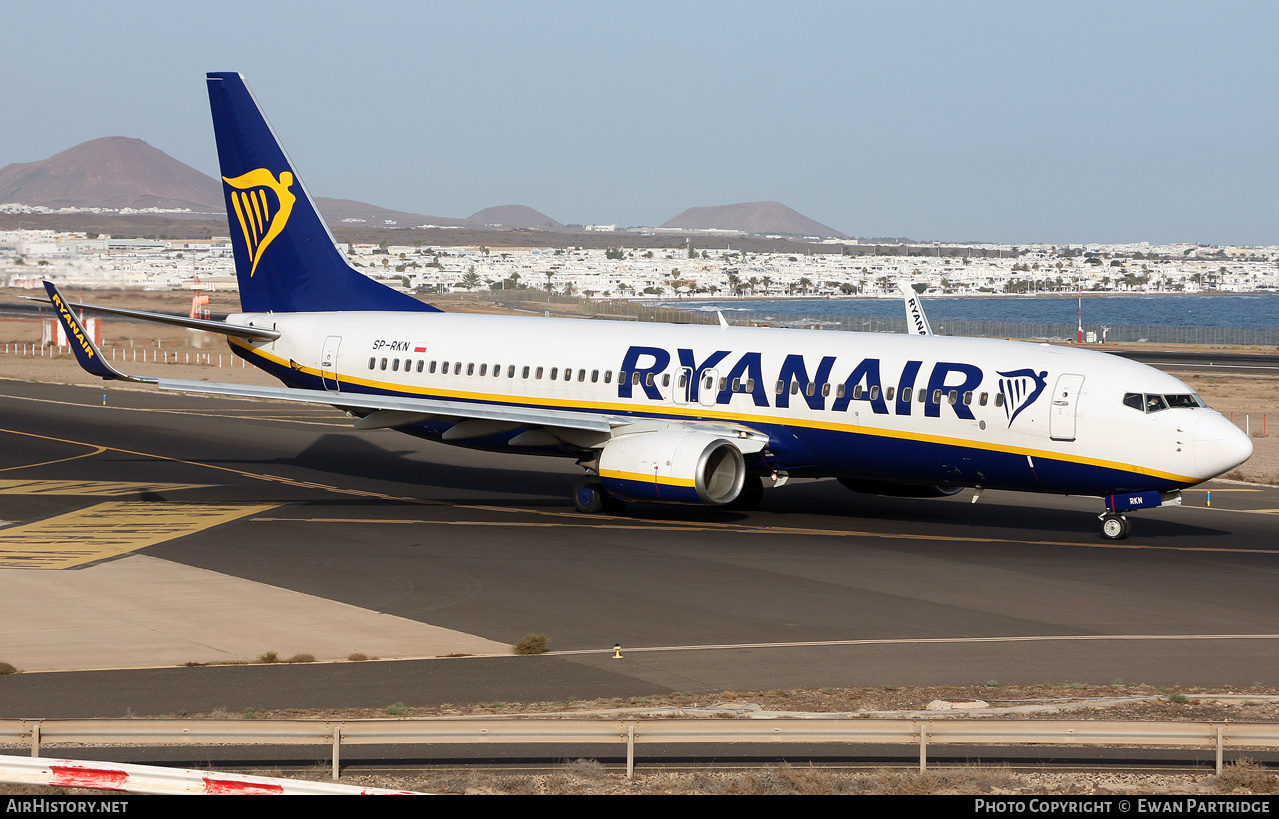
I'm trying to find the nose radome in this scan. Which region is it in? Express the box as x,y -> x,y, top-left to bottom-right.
1193,412 -> 1253,479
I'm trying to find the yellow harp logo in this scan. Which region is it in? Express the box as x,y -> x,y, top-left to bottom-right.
223,169 -> 297,277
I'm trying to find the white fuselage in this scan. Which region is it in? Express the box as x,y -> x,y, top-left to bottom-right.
226,310 -> 1252,496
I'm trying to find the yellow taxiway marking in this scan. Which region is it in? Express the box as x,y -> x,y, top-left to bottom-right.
0,502 -> 278,570
0,480 -> 211,496
0,446 -> 108,474
246,516 -> 1279,555
3,425 -> 1276,556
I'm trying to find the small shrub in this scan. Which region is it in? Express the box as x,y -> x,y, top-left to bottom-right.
347,653 -> 368,662
1167,692 -> 1189,704
0,662 -> 18,675
387,702 -> 407,716
257,651 -> 278,664
1216,760 -> 1279,794
286,653 -> 315,664
243,707 -> 259,720
513,633 -> 549,655
564,759 -> 606,780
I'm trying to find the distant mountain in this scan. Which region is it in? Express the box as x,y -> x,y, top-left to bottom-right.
314,197 -> 464,228
464,204 -> 563,229
0,137 -> 223,212
662,201 -> 846,238
0,137 -> 561,232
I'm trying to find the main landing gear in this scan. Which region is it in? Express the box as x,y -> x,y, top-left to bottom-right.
572,477 -> 626,515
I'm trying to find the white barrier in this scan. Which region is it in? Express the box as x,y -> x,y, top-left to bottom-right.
0,754 -> 423,795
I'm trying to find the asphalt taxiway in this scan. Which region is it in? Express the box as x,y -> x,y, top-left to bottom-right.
1,378 -> 1277,718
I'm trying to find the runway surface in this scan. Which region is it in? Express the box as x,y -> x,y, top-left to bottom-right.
1,378 -> 1277,718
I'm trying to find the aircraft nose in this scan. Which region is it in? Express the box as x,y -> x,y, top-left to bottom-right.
1193,411 -> 1253,479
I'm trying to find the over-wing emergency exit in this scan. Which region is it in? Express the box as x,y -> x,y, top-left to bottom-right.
39,72 -> 1253,539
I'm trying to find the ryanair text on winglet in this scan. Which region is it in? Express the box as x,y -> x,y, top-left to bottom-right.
50,292 -> 95,360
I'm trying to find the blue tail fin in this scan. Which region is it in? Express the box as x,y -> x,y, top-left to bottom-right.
206,73 -> 439,314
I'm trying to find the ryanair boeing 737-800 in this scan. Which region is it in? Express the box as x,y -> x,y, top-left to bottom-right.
41,72 -> 1253,540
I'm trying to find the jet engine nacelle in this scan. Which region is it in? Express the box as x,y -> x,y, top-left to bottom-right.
599,431 -> 746,505
838,477 -> 963,498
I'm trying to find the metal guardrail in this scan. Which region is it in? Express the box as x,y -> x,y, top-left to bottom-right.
3,717 -> 1277,780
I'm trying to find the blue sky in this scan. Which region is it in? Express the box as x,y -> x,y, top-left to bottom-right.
5,1 -> 1278,245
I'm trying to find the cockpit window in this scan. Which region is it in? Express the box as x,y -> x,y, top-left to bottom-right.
1124,392 -> 1203,413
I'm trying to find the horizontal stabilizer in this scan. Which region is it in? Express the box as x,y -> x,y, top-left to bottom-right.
28,288 -> 280,341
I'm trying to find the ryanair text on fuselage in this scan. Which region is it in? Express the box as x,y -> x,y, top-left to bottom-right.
617,345 -> 1048,426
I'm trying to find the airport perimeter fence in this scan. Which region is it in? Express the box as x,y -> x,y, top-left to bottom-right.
3,715 -> 1278,782
0,342 -> 248,367
485,290 -> 1279,346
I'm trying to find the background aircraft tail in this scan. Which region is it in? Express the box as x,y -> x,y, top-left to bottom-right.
206,72 -> 438,314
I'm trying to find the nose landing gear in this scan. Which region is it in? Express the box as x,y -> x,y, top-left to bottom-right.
1099,512 -> 1131,540
1097,490 -> 1182,540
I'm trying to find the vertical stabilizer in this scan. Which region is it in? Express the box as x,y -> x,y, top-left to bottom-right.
206,72 -> 438,314
898,282 -> 933,336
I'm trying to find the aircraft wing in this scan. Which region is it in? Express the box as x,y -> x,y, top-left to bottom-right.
39,280 -> 771,448
155,377 -> 614,433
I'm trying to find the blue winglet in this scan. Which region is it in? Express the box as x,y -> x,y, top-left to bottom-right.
42,281 -> 153,383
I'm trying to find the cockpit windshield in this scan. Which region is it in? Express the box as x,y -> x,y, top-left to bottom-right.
1123,392 -> 1205,413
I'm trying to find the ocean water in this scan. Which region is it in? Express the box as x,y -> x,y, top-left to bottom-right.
649,294 -> 1279,329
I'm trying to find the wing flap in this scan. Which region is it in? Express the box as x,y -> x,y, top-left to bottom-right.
154,378 -> 614,433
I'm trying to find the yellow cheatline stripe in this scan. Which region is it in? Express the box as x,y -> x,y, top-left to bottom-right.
0,480 -> 211,496
229,338 -> 1200,485
599,468 -> 696,488
0,501 -> 278,569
